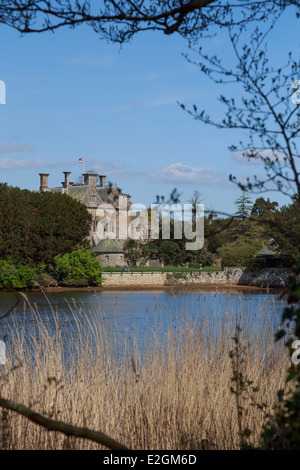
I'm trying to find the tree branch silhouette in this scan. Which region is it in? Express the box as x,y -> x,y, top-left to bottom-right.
0,396 -> 128,450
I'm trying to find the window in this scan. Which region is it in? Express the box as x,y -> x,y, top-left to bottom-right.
90,194 -> 96,203
105,255 -> 109,265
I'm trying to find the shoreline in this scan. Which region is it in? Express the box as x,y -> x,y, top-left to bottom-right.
0,283 -> 282,294
0,267 -> 291,295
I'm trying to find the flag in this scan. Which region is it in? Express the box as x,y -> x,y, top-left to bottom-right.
79,158 -> 84,162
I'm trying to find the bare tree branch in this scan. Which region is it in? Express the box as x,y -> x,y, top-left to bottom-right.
0,396 -> 128,450
0,1 -> 297,42
181,16 -> 300,200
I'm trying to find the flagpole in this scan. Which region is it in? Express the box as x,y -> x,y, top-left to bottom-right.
79,158 -> 84,184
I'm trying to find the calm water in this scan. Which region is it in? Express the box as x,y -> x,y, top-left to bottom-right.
0,289 -> 285,362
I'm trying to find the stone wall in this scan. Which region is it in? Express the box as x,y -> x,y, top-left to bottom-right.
97,253 -> 125,267
102,271 -> 168,287
234,267 -> 297,288
102,268 -> 297,289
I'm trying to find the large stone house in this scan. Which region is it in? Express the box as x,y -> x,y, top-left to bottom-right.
38,171 -> 131,266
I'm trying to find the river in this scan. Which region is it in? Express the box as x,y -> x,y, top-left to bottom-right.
0,288 -> 285,365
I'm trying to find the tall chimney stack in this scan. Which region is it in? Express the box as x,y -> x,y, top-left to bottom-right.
99,175 -> 106,188
83,173 -> 98,187
39,173 -> 49,192
62,171 -> 71,189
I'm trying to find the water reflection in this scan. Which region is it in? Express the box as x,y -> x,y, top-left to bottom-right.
0,289 -> 284,366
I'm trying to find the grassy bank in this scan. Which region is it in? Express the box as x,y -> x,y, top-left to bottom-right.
0,295 -> 289,450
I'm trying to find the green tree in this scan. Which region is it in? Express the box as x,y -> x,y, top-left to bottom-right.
123,239 -> 141,266
228,193 -> 258,242
234,192 -> 253,221
218,236 -> 261,267
52,247 -> 102,286
216,194 -> 264,267
251,197 -> 279,218
267,200 -> 300,260
0,259 -> 35,289
205,217 -> 232,254
158,240 -> 181,265
33,191 -> 92,263
186,240 -> 214,266
0,184 -> 92,265
140,240 -> 160,262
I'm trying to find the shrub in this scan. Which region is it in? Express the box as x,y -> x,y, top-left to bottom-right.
188,262 -> 200,269
52,248 -> 102,286
218,237 -> 261,267
166,272 -> 187,280
0,259 -> 35,289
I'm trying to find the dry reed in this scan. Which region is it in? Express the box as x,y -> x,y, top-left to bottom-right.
0,292 -> 289,450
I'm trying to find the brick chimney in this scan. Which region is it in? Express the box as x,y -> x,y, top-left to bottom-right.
83,173 -> 98,186
99,175 -> 106,187
39,173 -> 49,192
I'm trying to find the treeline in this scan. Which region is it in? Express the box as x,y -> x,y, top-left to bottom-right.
0,184 -> 102,288
124,194 -> 300,268
0,250 -> 103,289
214,195 -> 300,267
1,183 -> 299,288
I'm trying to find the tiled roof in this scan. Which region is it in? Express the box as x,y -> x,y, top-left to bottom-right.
97,187 -> 110,201
257,239 -> 278,256
67,186 -> 88,200
47,185 -> 115,202
47,186 -> 88,200
92,238 -> 123,254
257,245 -> 277,256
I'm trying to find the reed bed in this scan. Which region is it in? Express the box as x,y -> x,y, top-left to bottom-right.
0,292 -> 290,450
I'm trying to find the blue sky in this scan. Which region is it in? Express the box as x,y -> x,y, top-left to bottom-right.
0,8 -> 299,215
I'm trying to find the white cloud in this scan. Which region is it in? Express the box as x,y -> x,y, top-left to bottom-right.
148,163 -> 220,185
0,158 -> 79,171
0,144 -> 33,155
0,158 -> 45,170
91,160 -> 142,179
92,161 -> 124,172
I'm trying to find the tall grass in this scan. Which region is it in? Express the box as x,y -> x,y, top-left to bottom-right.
0,293 -> 289,450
